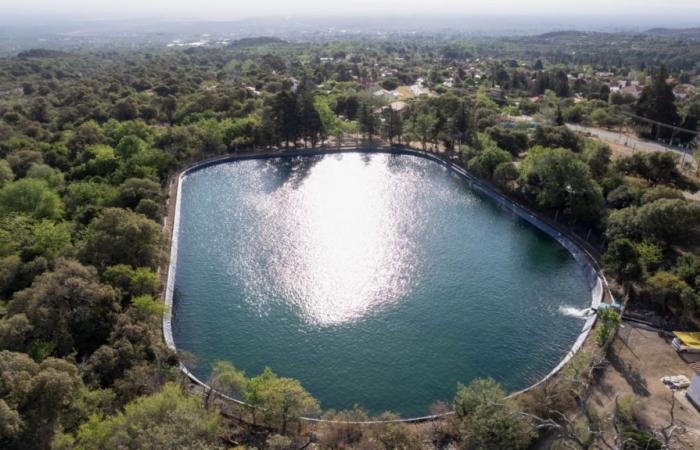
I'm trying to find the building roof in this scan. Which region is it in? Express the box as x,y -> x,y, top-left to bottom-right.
674,331 -> 700,349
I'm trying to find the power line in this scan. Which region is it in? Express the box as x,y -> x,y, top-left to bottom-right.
620,110 -> 700,137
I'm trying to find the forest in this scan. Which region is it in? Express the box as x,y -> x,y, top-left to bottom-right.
0,32 -> 700,449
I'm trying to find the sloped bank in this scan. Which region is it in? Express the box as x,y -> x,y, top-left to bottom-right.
161,146 -> 606,423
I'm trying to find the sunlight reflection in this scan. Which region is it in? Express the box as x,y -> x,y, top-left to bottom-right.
241,154 -> 420,326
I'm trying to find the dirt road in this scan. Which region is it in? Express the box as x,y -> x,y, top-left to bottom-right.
567,124 -> 694,159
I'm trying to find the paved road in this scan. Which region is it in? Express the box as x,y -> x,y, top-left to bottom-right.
567,124 -> 694,159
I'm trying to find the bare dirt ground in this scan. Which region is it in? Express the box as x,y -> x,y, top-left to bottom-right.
590,324 -> 700,448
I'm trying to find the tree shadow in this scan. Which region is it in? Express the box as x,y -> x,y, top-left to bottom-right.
262,155 -> 322,192
606,344 -> 650,397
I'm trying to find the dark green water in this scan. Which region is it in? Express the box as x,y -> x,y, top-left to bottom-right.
172,152 -> 590,417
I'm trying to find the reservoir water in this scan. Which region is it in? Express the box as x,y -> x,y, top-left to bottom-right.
171,152 -> 591,417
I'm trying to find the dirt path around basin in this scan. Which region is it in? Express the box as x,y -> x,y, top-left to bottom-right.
590,324 -> 700,448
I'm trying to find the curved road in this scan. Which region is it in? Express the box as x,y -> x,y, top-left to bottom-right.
567,124 -> 694,158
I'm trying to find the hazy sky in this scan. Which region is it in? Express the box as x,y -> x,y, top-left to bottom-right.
4,0 -> 700,20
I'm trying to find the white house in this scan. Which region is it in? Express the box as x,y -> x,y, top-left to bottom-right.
688,362 -> 700,411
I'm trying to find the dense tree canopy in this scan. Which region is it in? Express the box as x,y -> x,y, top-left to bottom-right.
79,208 -> 162,270
0,31 -> 699,450
63,383 -> 222,450
0,351 -> 87,450
518,146 -> 605,222
453,378 -> 536,450
6,259 -> 119,357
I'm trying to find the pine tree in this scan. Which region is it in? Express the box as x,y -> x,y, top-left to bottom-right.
635,65 -> 680,139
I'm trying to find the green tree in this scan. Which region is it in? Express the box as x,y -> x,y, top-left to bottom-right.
5,258 -> 120,357
358,102 -> 379,144
264,91 -> 300,148
673,253 -> 700,286
532,126 -> 582,152
635,241 -> 663,272
115,135 -> 147,160
299,92 -> 324,148
635,65 -> 680,139
0,160 -> 14,188
243,367 -> 320,433
6,150 -> 43,178
635,199 -> 700,244
0,351 -> 86,450
116,178 -> 162,209
640,186 -> 684,204
486,126 -> 528,156
518,146 -> 604,222
582,141 -> 612,179
79,145 -> 119,178
615,152 -> 696,191
591,108 -> 614,128
221,115 -> 262,150
371,412 -> 422,450
468,145 -> 512,180
0,179 -> 63,220
68,383 -> 222,450
64,181 -> 118,219
603,239 -> 642,285
493,162 -> 518,189
604,199 -> 700,244
596,308 -> 621,346
381,107 -> 403,145
80,208 -> 161,270
453,378 -> 536,450
646,271 -> 689,312
103,264 -> 159,299
317,406 -> 370,448
27,220 -> 72,260
0,314 -> 32,352
314,97 -> 341,146
26,163 -> 65,190
605,207 -> 640,241
411,111 -> 438,150
205,361 -> 247,409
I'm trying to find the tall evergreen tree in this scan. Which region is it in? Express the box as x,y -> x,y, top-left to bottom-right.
358,102 -> 378,144
635,65 -> 680,139
381,107 -> 403,145
265,91 -> 301,148
299,92 -> 324,148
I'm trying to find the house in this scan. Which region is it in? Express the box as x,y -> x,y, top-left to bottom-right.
674,84 -> 697,100
687,362 -> 700,411
409,84 -> 431,97
672,332 -> 700,353
373,89 -> 401,100
244,86 -> 261,96
622,84 -> 644,98
613,80 -> 628,90
390,101 -> 407,112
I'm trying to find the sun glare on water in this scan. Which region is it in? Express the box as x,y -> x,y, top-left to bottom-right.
237,154 -> 421,326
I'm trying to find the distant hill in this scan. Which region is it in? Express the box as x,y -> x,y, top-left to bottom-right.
17,48 -> 69,58
229,37 -> 287,48
535,30 -> 593,40
643,27 -> 700,40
